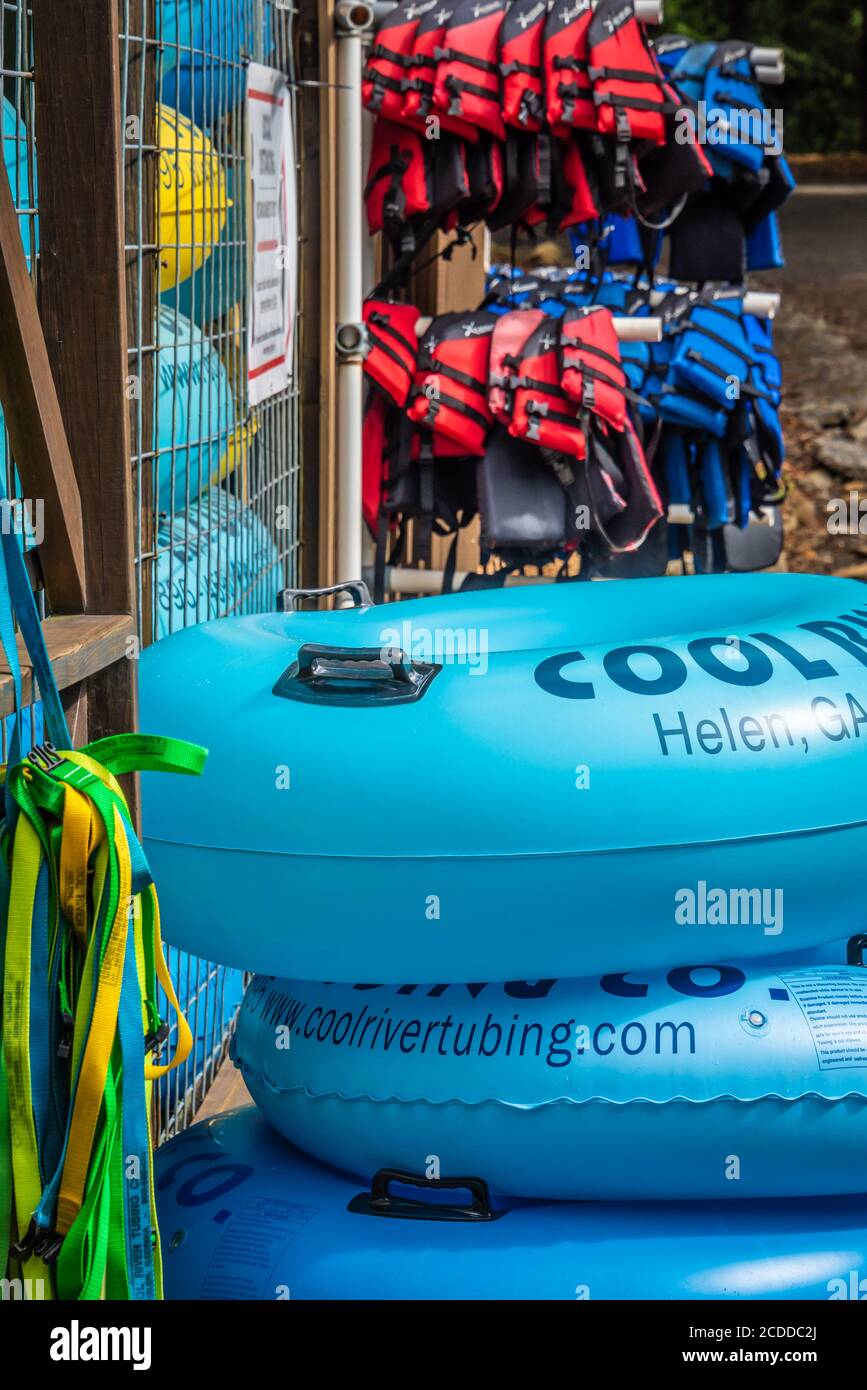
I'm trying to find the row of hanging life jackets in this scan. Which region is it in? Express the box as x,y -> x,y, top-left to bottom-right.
363,0 -> 714,249
361,293 -> 663,582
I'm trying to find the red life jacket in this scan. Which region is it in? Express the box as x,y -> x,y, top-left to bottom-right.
402,2 -> 478,140
509,319 -> 586,456
560,306 -> 628,430
500,0 -> 547,131
407,311 -> 496,455
488,309 -> 544,422
362,388 -> 391,535
362,0 -> 435,123
543,0 -> 595,136
364,119 -> 431,241
363,300 -> 420,407
588,0 -> 671,146
433,0 -> 508,140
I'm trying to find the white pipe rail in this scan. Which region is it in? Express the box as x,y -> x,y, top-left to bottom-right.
414,314 -> 664,342
335,1 -> 374,589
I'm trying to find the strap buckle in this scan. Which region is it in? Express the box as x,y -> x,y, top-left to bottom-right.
145,1020 -> 170,1055
27,741 -> 63,773
57,1009 -> 75,1060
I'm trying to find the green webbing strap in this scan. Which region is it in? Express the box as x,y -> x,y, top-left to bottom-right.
3,731 -> 207,1299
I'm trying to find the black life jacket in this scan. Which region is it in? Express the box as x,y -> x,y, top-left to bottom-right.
488,309 -> 545,423
509,319 -> 586,456
560,305 -> 628,429
634,89 -> 713,218
580,413 -> 663,553
362,0 -> 437,123
461,133 -> 504,225
500,0 -> 547,131
543,0 -> 595,136
402,2 -> 479,140
668,187 -> 746,284
486,130 -> 552,231
363,299 -> 420,407
588,0 -> 672,146
434,0 -> 508,139
407,311 -> 497,455
478,424 -> 569,561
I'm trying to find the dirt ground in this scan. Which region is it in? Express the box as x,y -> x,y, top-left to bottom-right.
757,187 -> 867,577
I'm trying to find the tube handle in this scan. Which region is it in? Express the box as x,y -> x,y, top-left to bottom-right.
278,580 -> 372,611
348,1168 -> 499,1221
273,643 -> 440,706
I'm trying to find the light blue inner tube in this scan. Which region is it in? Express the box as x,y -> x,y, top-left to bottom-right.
154,306 -> 235,515
159,0 -> 275,127
155,486 -> 282,639
154,1107 -> 867,1301
233,957 -> 867,1202
140,574 -> 867,982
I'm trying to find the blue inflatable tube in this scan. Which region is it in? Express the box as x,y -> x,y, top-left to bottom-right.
154,1107 -> 867,1300
140,574 -> 867,982
233,958 -> 867,1202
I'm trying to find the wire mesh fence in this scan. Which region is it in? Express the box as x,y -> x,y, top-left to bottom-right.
118,0 -> 303,1138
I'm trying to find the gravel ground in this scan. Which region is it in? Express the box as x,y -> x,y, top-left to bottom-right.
760,188 -> 867,577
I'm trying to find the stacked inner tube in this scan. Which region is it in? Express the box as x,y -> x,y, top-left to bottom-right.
146,571 -> 867,1300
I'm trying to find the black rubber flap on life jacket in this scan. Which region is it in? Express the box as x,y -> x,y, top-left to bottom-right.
668,189 -> 747,285
478,424 -> 568,556
693,505 -> 784,574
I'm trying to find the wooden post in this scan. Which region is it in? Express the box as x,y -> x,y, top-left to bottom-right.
0,168 -> 86,613
33,0 -> 138,811
122,0 -> 158,648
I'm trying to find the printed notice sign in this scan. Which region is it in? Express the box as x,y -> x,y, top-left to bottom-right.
779,969 -> 867,1070
247,62 -> 297,406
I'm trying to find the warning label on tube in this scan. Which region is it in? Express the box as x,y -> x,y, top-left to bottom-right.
779,969 -> 867,1070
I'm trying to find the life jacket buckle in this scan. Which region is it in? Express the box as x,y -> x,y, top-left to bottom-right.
9,1216 -> 40,1260
33,1228 -> 64,1265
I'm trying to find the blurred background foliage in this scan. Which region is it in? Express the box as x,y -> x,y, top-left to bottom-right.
664,0 -> 866,152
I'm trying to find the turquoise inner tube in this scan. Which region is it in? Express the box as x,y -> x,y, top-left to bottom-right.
154,306 -> 235,515
233,955 -> 867,1202
155,486 -> 282,639
154,1106 -> 867,1301
141,575 -> 867,981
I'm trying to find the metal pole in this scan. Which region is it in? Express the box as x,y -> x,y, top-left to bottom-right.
335,2 -> 374,586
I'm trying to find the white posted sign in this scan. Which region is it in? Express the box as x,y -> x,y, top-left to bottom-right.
247,62 -> 297,406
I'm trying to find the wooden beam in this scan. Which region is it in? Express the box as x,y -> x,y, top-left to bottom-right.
0,614 -> 135,719
33,0 -> 139,813
0,164 -> 86,612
